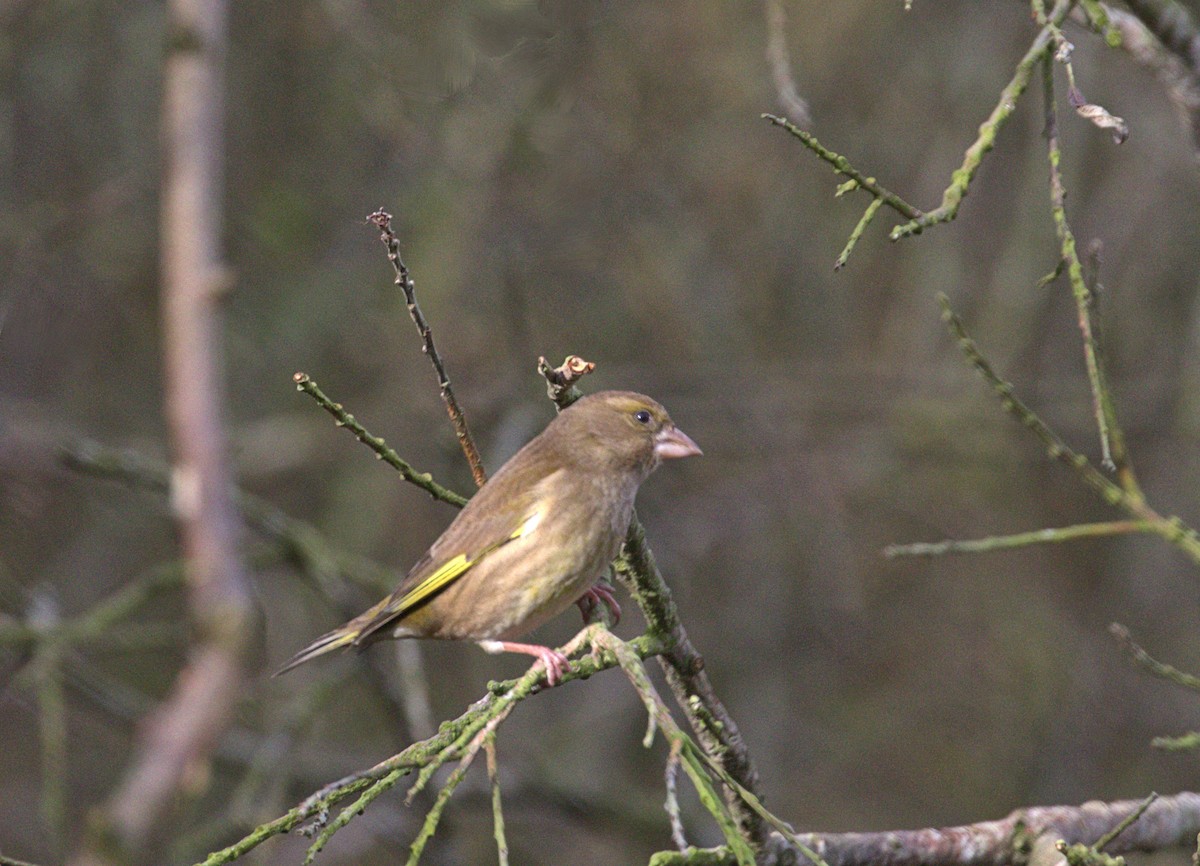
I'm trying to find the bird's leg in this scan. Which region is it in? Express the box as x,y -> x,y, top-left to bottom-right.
478,640 -> 570,686
576,577 -> 621,627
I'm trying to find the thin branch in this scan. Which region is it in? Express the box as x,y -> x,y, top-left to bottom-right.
763,114 -> 922,221
1094,792 -> 1159,850
665,739 -> 688,851
1110,623 -> 1200,692
193,632 -> 668,865
938,294 -> 1200,566
367,209 -> 487,487
835,197 -> 883,270
891,0 -> 1074,239
293,372 -> 469,508
1042,55 -> 1133,481
399,709 -> 511,866
884,521 -> 1152,558
485,735 -> 509,866
61,440 -> 404,596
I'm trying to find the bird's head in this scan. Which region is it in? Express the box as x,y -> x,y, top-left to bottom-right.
555,390 -> 702,478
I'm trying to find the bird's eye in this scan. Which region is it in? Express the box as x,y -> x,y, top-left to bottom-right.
634,410 -> 652,425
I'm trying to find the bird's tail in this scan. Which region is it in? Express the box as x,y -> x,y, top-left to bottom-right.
273,625 -> 360,677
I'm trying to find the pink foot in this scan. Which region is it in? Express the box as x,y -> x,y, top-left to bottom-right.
479,640 -> 571,686
576,584 -> 622,626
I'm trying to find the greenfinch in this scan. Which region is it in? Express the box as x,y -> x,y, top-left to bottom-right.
275,390 -> 701,684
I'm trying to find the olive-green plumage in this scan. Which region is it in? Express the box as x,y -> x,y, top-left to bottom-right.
275,390 -> 701,684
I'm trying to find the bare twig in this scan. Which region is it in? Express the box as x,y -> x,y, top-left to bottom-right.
1110,623 -> 1200,691
293,372 -> 469,507
884,520 -> 1152,558
835,197 -> 883,270
538,354 -> 596,408
367,209 -> 487,487
1042,55 -> 1132,480
1094,792 -> 1159,850
763,114 -> 922,222
485,735 -> 509,866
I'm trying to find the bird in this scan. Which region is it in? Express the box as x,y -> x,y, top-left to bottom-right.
275,390 -> 702,685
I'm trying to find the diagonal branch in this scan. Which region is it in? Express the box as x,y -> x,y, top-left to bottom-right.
891,0 -> 1075,239
367,209 -> 487,487
538,356 -> 768,850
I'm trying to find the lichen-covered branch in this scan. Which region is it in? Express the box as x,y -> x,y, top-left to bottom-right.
193,632 -> 667,865
538,356 -> 768,851
659,792 -> 1200,866
891,0 -> 1074,239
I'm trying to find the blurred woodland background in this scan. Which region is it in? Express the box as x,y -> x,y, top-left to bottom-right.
4,1 -> 1200,864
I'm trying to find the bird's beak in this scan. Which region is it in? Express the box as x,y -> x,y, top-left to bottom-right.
654,425 -> 703,460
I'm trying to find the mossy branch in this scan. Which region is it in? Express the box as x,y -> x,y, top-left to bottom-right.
194,631 -> 667,866
540,356 -> 769,850
890,0 -> 1075,238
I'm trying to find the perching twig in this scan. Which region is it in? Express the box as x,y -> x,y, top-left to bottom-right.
539,360 -> 769,850
194,632 -> 668,865
367,209 -> 488,487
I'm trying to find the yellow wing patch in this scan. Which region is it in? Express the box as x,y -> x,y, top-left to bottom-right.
379,506 -> 544,618
393,552 -> 473,614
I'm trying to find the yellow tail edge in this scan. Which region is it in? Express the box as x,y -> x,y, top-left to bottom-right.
272,626 -> 359,677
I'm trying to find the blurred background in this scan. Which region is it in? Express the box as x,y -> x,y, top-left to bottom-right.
3,1 -> 1200,864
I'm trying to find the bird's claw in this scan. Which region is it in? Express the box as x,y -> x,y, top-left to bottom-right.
534,647 -> 571,686
576,583 -> 621,627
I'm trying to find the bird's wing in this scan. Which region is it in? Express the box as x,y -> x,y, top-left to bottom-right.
351,470 -> 559,645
